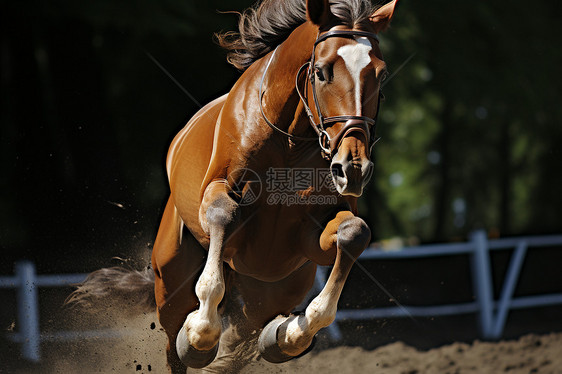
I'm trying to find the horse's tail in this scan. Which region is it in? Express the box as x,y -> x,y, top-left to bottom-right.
66,265 -> 156,315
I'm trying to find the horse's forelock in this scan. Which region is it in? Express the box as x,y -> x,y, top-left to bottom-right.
331,0 -> 378,28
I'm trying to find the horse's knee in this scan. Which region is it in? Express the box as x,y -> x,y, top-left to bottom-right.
204,194 -> 240,235
337,217 -> 371,254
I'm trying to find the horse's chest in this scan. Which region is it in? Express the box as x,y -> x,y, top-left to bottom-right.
225,205 -> 323,281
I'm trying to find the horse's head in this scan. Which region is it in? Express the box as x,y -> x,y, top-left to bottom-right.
305,0 -> 398,197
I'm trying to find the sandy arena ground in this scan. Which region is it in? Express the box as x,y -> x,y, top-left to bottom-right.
7,314 -> 557,374
252,333 -> 562,374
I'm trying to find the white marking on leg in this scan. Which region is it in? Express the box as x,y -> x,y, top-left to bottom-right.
182,241 -> 225,350
280,276 -> 346,355
337,37 -> 372,113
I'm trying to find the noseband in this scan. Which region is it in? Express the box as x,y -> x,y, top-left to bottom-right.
259,29 -> 382,160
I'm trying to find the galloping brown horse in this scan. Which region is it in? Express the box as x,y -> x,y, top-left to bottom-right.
72,0 -> 398,372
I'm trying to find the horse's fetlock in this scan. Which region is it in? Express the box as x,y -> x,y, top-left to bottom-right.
195,276 -> 225,305
306,296 -> 336,328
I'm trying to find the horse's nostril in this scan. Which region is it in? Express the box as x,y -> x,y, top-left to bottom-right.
331,162 -> 345,180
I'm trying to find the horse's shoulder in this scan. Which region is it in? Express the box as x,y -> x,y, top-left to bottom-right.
166,93 -> 229,179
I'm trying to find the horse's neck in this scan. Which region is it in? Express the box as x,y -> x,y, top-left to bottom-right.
264,23 -> 318,139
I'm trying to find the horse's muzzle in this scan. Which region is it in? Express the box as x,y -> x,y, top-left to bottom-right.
330,157 -> 373,197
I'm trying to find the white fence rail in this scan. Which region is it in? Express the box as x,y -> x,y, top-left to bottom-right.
318,230 -> 562,341
0,263 -> 88,362
2,230 -> 562,363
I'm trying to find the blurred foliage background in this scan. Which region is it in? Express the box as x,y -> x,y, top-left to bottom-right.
1,0 -> 561,273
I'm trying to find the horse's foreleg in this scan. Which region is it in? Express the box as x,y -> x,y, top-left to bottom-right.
176,181 -> 239,368
259,211 -> 370,361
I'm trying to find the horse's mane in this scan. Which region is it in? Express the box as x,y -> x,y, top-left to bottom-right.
215,0 -> 378,71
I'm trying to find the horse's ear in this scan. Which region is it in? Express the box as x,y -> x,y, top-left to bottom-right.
306,0 -> 333,27
369,0 -> 399,33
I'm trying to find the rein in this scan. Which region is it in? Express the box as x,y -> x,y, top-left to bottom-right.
259,28 -> 382,160
259,47 -> 317,142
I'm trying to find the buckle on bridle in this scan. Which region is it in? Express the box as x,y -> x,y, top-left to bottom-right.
319,130 -> 332,158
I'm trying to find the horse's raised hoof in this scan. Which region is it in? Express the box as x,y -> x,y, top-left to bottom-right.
258,316 -> 316,363
176,326 -> 219,368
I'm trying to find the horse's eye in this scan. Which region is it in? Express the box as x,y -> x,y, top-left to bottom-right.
315,67 -> 326,82
314,64 -> 332,82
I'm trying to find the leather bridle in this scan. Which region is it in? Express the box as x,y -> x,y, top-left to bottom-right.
259,29 -> 382,160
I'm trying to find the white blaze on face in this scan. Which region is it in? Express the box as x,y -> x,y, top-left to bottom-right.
336,36 -> 372,113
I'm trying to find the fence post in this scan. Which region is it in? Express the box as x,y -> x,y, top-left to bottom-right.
470,230 -> 494,339
16,261 -> 41,362
491,241 -> 527,339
